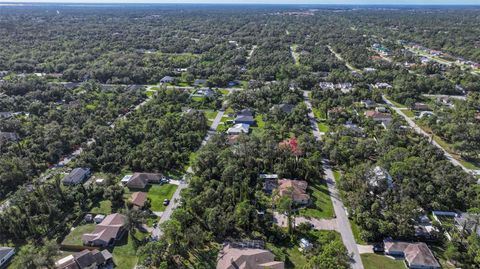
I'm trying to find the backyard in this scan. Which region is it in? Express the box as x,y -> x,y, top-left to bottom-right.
62,223 -> 96,246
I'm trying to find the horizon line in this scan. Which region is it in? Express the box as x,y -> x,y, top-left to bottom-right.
1,1 -> 480,5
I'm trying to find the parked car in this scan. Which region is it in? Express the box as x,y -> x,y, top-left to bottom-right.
373,243 -> 384,253
163,199 -> 170,206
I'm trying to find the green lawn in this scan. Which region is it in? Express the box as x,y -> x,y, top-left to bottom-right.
312,107 -> 326,120
403,109 -> 415,118
145,91 -> 155,97
204,110 -> 218,121
91,200 -> 112,215
147,184 -> 178,212
318,122 -> 329,132
191,96 -> 204,102
62,223 -> 96,245
333,170 -> 341,184
299,181 -> 334,219
112,233 -> 139,269
361,254 -> 406,269
219,89 -> 230,95
350,220 -> 367,245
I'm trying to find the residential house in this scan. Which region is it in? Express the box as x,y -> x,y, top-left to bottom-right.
337,82 -> 353,93
261,174 -> 279,195
366,166 -> 393,193
130,192 -> 147,208
413,103 -> 430,111
375,106 -> 388,113
375,82 -> 392,89
384,240 -> 440,269
365,110 -> 392,126
272,104 -> 295,114
228,80 -> 240,87
319,82 -> 335,90
194,79 -> 207,86
277,179 -> 310,205
0,71 -> 9,78
216,244 -> 284,269
63,168 -> 91,186
197,88 -> 215,98
436,96 -> 454,108
0,247 -> 15,268
237,108 -> 254,117
361,99 -> 376,109
160,76 -> 174,84
82,213 -> 126,247
55,249 -> 112,269
122,173 -> 165,189
227,123 -> 250,135
234,114 -> 255,125
364,68 -> 377,73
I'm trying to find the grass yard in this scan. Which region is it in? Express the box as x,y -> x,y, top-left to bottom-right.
361,254 -> 406,269
147,184 -> 178,212
318,122 -> 329,132
219,89 -> 230,95
350,220 -> 367,245
204,110 -> 218,121
312,107 -> 326,120
112,233 -> 139,269
91,200 -> 112,215
403,109 -> 415,118
299,181 -> 334,219
333,170 -> 341,184
191,96 -> 204,102
62,223 -> 96,245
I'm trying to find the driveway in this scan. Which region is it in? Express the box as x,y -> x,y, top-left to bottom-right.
273,212 -> 338,231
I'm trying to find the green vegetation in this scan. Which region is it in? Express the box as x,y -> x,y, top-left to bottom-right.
91,200 -> 112,215
361,254 -> 406,269
299,181 -> 334,219
146,184 -> 178,212
62,224 -> 96,245
112,234 -> 139,269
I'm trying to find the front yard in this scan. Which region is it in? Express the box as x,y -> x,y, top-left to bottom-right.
361,254 -> 406,269
146,184 -> 178,212
298,181 -> 334,219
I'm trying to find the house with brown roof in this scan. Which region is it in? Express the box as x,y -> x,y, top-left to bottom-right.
277,179 -> 310,205
122,173 -> 164,189
81,213 -> 126,247
216,244 -> 284,269
55,249 -> 112,269
384,240 -> 440,269
130,192 -> 147,208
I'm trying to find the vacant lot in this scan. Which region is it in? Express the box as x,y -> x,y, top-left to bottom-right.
299,181 -> 334,219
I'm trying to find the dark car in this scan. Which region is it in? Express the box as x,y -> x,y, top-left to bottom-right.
373,243 -> 384,253
163,199 -> 170,206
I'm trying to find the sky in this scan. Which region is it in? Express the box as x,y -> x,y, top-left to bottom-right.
0,0 -> 478,4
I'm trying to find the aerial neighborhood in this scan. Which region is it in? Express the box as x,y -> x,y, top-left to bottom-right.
0,3 -> 480,269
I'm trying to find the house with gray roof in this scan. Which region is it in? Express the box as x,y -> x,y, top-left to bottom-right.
63,168 -> 91,186
0,247 -> 15,268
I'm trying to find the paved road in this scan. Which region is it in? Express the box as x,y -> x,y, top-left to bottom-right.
303,91 -> 364,269
327,45 -> 360,72
382,95 -> 477,176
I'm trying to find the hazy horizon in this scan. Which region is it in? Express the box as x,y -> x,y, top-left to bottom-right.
0,0 -> 479,5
